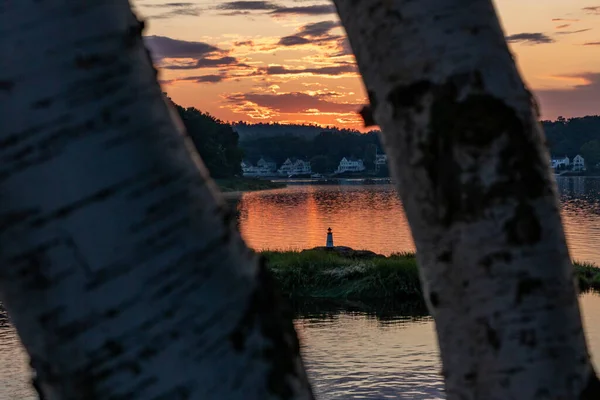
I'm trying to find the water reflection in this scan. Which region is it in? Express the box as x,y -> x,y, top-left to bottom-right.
236,179 -> 600,264
1,293 -> 599,399
237,185 -> 414,256
290,298 -> 430,322
295,292 -> 600,400
295,305 -> 445,400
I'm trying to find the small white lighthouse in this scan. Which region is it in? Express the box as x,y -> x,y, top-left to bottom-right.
326,227 -> 334,248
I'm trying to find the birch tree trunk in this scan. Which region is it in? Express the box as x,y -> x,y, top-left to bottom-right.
0,2 -> 313,399
334,0 -> 600,398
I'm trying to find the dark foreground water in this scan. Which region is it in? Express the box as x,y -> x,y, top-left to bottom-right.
1,293 -> 599,399
1,178 -> 599,399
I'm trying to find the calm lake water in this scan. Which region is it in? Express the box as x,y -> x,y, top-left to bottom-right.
1,177 -> 599,399
238,177 -> 600,264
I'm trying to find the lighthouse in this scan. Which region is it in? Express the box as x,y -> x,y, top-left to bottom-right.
326,227 -> 334,248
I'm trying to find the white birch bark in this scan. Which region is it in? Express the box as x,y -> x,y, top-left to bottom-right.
0,2 -> 313,399
334,0 -> 600,398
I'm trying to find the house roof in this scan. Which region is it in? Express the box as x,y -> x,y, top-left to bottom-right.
343,157 -> 362,162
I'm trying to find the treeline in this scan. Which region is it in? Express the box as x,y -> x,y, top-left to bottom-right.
543,116 -> 600,167
163,96 -> 600,177
240,130 -> 386,174
167,97 -> 243,178
233,121 -> 363,141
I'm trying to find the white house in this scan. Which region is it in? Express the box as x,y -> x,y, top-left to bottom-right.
278,158 -> 312,176
241,160 -> 252,172
572,154 -> 585,171
241,158 -> 277,177
551,156 -> 570,170
257,157 -> 277,173
336,157 -> 365,173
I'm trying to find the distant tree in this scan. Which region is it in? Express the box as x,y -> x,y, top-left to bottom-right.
543,116 -> 600,157
310,155 -> 335,174
364,143 -> 378,170
581,140 -> 600,168
170,102 -> 243,178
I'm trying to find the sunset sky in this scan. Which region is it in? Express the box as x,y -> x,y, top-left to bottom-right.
133,0 -> 600,129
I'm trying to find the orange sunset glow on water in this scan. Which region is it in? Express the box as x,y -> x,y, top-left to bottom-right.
133,0 -> 600,130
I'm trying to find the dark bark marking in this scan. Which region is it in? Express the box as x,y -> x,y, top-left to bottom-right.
138,346 -> 158,360
518,329 -> 537,347
479,251 -> 513,274
515,277 -> 543,304
437,250 -> 452,263
580,370 -> 600,399
359,105 -> 376,127
104,308 -> 120,318
504,203 -> 542,245
75,53 -> 118,70
387,80 -> 432,115
386,9 -> 403,21
125,17 -> 145,49
385,72 -> 550,229
0,80 -> 14,92
32,97 -> 53,109
429,291 -> 440,308
367,90 -> 378,109
103,339 -> 124,356
483,320 -> 501,351
230,257 -> 313,399
0,209 -> 40,230
464,371 -> 477,381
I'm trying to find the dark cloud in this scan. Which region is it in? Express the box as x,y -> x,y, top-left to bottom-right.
259,64 -> 357,76
143,36 -> 251,71
556,28 -> 592,35
215,2 -> 335,17
505,33 -> 554,44
271,4 -> 336,15
144,35 -> 223,61
217,1 -> 278,10
188,75 -> 226,83
226,92 -> 360,113
332,37 -> 353,57
160,74 -> 226,85
279,36 -> 312,46
234,40 -> 255,46
143,2 -> 196,7
556,24 -> 571,29
277,20 -> 341,47
163,56 -> 241,69
552,18 -> 580,22
584,42 -> 600,45
142,2 -> 201,19
583,6 -> 600,14
536,73 -> 600,119
299,20 -> 340,37
219,10 -> 252,15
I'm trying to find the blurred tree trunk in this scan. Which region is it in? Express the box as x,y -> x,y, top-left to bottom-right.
0,2 -> 313,399
334,0 -> 600,398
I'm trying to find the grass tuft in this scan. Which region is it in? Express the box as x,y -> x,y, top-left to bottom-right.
263,250 -> 421,300
262,250 -> 600,300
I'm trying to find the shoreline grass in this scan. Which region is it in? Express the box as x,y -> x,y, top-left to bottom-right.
262,250 -> 600,300
216,177 -> 286,193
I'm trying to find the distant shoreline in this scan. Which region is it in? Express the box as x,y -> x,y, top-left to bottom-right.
215,178 -> 286,196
